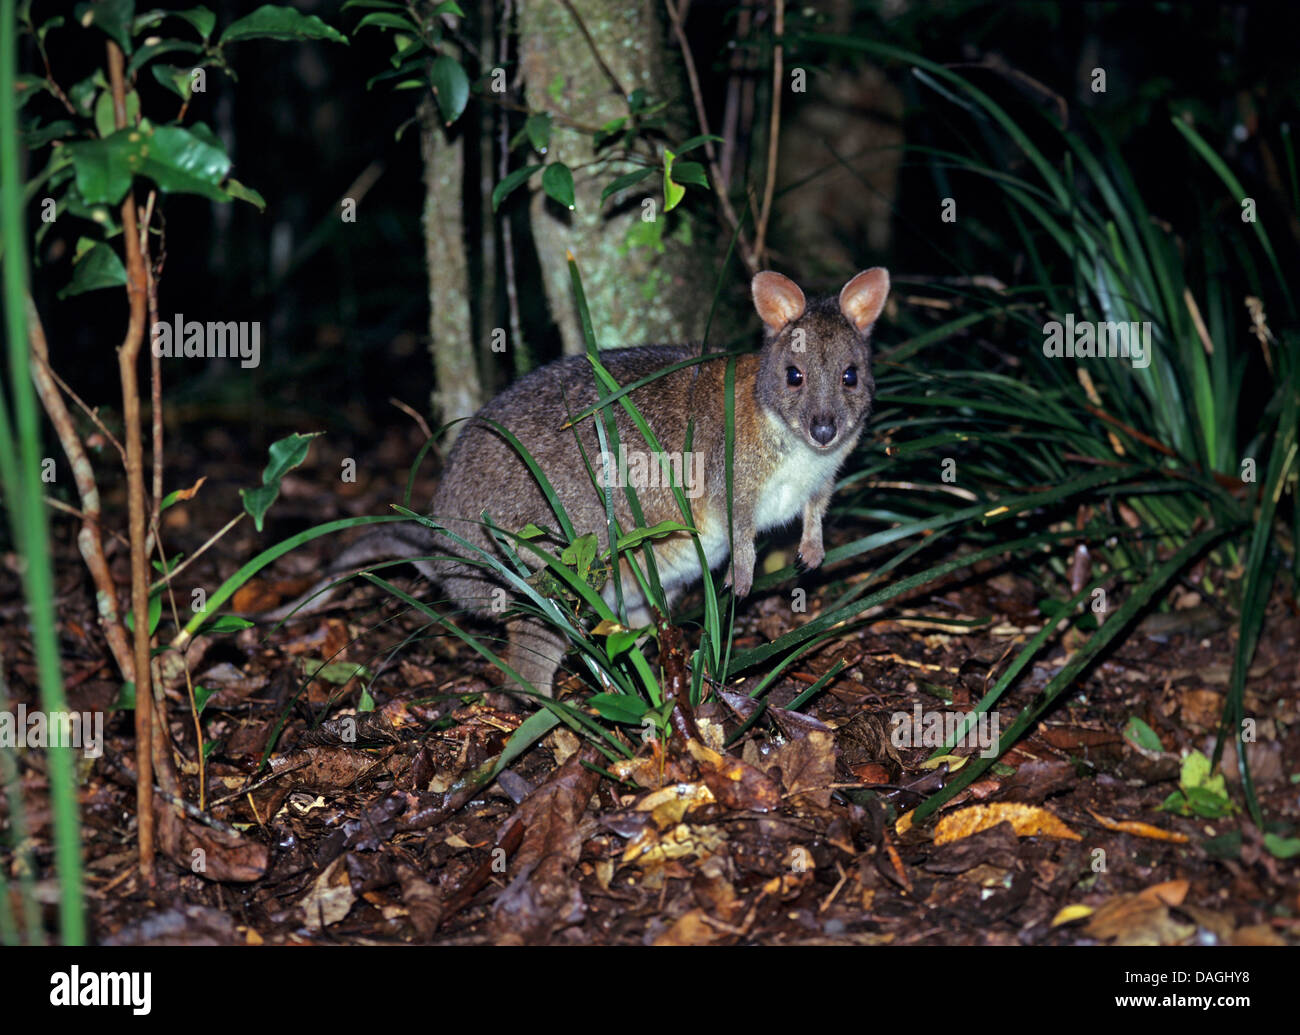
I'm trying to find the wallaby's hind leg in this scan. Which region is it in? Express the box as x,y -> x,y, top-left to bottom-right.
503,617 -> 567,698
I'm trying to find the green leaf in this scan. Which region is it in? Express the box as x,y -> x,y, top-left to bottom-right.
75,0 -> 136,55
524,112 -> 552,153
1122,716 -> 1164,753
302,659 -> 372,685
491,164 -> 541,211
662,149 -> 685,212
23,119 -> 76,149
432,0 -> 466,15
542,163 -> 575,210
150,63 -> 195,100
606,630 -> 641,657
223,177 -> 266,210
65,130 -> 140,205
193,684 -> 216,715
134,6 -> 216,41
560,533 -> 598,578
68,73 -> 103,117
219,5 -> 347,45
127,39 -> 202,75
358,685 -> 376,712
93,88 -> 140,138
57,241 -> 127,299
240,432 -> 321,531
429,55 -> 470,124
673,133 -> 722,156
1263,833 -> 1300,859
1183,785 -> 1234,818
112,682 -> 136,711
139,124 -> 232,200
588,692 -> 649,725
669,160 -> 707,188
14,75 -> 50,112
614,520 -> 694,552
600,166 -> 653,203
203,615 -> 254,634
124,588 -> 163,636
354,11 -> 417,32
36,15 -> 66,44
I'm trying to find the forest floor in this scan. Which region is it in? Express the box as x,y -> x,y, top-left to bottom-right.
4,423 -> 1297,946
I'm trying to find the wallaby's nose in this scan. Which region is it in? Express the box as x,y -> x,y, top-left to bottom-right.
810,416 -> 837,446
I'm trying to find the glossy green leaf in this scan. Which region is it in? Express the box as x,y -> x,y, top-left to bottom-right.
662,149 -> 684,212
219,5 -> 347,45
65,131 -> 140,205
200,615 -> 254,635
354,11 -> 417,32
542,162 -> 575,210
139,124 -> 231,200
23,119 -> 76,148
134,6 -> 216,40
127,39 -> 202,75
673,133 -> 722,156
491,164 -> 541,211
240,432 -> 322,531
223,177 -> 266,210
429,54 -> 470,124
75,0 -> 135,55
56,242 -> 126,299
193,684 -> 216,715
93,88 -> 139,138
587,692 -> 649,725
669,160 -> 707,188
1122,716 -> 1164,753
600,166 -> 653,202
525,111 -> 552,152
151,63 -> 194,99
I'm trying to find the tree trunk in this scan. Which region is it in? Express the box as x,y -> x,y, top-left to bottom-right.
519,0 -> 728,355
421,96 -> 482,436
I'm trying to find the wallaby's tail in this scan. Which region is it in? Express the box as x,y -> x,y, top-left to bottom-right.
253,525 -> 441,623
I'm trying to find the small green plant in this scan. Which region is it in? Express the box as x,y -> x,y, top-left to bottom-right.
1160,750 -> 1236,819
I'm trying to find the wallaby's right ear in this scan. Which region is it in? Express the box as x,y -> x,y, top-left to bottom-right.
752,272 -> 806,335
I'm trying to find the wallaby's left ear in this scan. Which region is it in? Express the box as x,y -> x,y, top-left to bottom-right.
839,268 -> 890,335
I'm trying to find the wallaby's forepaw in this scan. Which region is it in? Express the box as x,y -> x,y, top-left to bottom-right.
798,538 -> 825,570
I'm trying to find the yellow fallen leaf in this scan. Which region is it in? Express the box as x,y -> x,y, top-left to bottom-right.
934,802 -> 1081,844
1086,809 -> 1189,843
1052,903 -> 1095,927
919,754 -> 968,772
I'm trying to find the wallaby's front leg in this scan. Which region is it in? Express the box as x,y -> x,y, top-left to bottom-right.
798,484 -> 834,570
724,522 -> 757,598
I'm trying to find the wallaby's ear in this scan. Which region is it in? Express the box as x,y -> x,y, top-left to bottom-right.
752,272 -> 807,335
839,268 -> 890,335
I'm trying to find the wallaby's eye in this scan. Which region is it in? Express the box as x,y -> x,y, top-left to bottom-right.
843,365 -> 858,388
786,366 -> 804,388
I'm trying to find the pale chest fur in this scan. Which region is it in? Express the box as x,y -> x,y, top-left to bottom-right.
752,411 -> 851,532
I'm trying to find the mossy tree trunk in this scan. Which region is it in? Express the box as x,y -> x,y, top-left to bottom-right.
420,95 -> 482,437
519,0 -> 726,355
